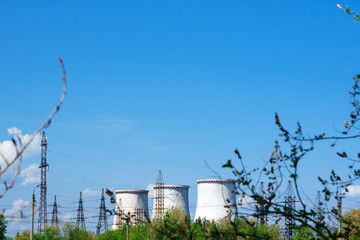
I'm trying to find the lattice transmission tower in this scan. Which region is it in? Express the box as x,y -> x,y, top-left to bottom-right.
256,182 -> 267,224
51,195 -> 59,227
134,196 -> 145,224
38,131 -> 49,233
76,192 -> 86,229
96,189 -> 108,236
154,170 -> 164,218
284,181 -> 296,240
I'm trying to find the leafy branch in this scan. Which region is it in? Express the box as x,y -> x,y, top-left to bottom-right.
337,4 -> 360,22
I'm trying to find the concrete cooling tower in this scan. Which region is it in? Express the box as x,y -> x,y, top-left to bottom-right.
112,190 -> 149,229
194,179 -> 236,221
151,185 -> 190,220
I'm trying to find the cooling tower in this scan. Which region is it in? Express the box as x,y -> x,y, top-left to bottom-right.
194,179 -> 236,221
151,185 -> 190,220
112,190 -> 149,229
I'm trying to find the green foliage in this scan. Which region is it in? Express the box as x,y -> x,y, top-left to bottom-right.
291,227 -> 315,240
33,233 -> 45,240
213,218 -> 282,240
14,228 -> 60,240
17,224 -> 96,240
15,230 -> 30,240
97,229 -> 125,240
337,4 -> 360,22
18,226 -> 62,240
98,208 -> 282,240
43,226 -> 61,239
343,209 -> 360,239
62,223 -> 96,240
0,216 -> 7,239
148,207 -> 191,240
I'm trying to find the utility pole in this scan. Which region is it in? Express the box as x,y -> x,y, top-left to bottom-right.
122,212 -> 134,240
115,199 -> 123,228
96,189 -> 108,235
38,131 -> 49,233
76,192 -> 86,229
284,181 -> 295,240
154,170 -> 164,218
337,191 -> 343,233
30,185 -> 40,240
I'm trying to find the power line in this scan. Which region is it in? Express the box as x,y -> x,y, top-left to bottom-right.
49,171 -> 108,187
47,133 -> 180,166
48,149 -> 154,180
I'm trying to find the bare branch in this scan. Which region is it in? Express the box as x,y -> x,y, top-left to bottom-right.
0,57 -> 67,199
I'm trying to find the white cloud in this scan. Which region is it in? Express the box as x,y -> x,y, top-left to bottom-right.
4,199 -> 31,234
7,127 -> 22,135
344,185 -> 360,197
83,188 -> 101,197
0,127 -> 40,167
6,199 -> 31,218
146,184 -> 154,198
62,213 -> 74,223
20,164 -> 40,186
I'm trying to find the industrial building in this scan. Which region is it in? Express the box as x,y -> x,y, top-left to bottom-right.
112,190 -> 149,229
151,184 -> 190,220
194,179 -> 236,221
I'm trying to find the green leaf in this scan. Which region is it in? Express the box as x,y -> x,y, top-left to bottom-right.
222,160 -> 234,169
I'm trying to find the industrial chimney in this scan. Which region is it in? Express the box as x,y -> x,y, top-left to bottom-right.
194,179 -> 236,221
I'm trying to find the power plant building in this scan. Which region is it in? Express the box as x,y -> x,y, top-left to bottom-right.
112,190 -> 149,229
151,185 -> 190,219
194,179 -> 236,221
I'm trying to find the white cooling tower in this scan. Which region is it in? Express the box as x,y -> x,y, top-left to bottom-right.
112,190 -> 149,229
194,179 -> 236,221
151,185 -> 190,220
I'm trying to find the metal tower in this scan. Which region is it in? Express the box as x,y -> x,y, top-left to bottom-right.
96,189 -> 108,235
51,195 -> 59,227
154,170 -> 164,218
38,131 -> 49,233
256,182 -> 267,224
134,196 -> 144,224
115,199 -> 123,227
76,192 -> 86,229
284,181 -> 296,240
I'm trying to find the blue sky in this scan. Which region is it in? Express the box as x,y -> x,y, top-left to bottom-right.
1,0 -> 360,236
